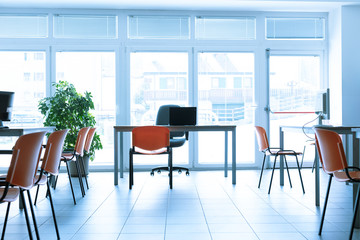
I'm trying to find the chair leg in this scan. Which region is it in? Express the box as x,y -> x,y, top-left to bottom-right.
34,185 -> 40,206
26,190 -> 40,240
20,190 -> 33,240
349,183 -> 360,240
258,154 -> 266,188
65,161 -> 76,205
300,145 -> 306,169
79,157 -> 89,190
294,155 -> 305,194
129,150 -> 133,190
284,156 -> 292,188
169,150 -> 173,189
1,202 -> 11,240
319,175 -> 332,235
268,155 -> 277,194
47,179 -> 60,239
74,159 -> 85,197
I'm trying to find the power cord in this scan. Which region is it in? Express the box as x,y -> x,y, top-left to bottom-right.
302,113 -> 322,140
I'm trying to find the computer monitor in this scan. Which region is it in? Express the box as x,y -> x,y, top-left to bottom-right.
169,107 -> 197,126
0,91 -> 14,128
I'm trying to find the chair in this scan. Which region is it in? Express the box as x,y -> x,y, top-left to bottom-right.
129,126 -> 172,189
80,127 -> 96,191
314,128 -> 360,240
254,126 -> 305,194
33,129 -> 68,239
58,127 -> 90,204
1,131 -> 46,240
152,105 -> 189,176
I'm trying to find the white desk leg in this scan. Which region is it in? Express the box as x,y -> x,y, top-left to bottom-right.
352,134 -> 360,228
120,132 -> 124,178
225,131 -> 228,178
280,128 -> 284,186
315,147 -> 320,206
232,129 -> 236,184
114,129 -> 118,185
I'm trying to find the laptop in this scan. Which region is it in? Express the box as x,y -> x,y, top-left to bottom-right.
169,107 -> 197,126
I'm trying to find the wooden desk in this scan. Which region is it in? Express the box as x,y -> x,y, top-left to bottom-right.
280,125 -> 360,207
114,125 -> 237,185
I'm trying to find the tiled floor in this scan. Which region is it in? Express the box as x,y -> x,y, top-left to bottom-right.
1,168 -> 360,240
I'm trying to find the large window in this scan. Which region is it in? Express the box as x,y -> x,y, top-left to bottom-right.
198,52 -> 255,165
56,52 -> 116,165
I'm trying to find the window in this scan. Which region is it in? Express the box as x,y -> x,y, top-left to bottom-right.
195,16 -> 256,40
128,15 -> 190,39
54,14 -> 117,39
266,17 -> 325,39
0,14 -> 48,38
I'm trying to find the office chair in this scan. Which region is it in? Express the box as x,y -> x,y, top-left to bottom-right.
58,127 -> 90,204
1,131 -> 46,240
129,126 -> 173,189
151,104 -> 189,176
33,129 -> 69,239
81,127 -> 96,191
314,128 -> 360,240
255,126 -> 305,194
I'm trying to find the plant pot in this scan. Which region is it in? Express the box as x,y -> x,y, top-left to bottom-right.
68,155 -> 90,177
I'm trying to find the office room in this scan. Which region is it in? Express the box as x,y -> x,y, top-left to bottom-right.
1,0 -> 360,239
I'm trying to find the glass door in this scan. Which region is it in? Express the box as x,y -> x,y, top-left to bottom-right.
268,54 -> 323,166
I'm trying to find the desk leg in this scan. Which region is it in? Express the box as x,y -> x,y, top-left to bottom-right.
353,134 -> 360,228
224,131 -> 228,178
280,128 -> 284,186
120,132 -> 124,178
114,129 -> 118,185
315,147 -> 320,206
232,129 -> 236,184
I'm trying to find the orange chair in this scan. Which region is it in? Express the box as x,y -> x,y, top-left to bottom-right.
33,129 -> 68,239
255,126 -> 305,194
314,128 -> 360,240
0,131 -> 46,240
58,127 -> 90,204
80,127 -> 96,191
129,126 -> 172,189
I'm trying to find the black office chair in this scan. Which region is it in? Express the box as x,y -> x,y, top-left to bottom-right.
151,105 -> 190,176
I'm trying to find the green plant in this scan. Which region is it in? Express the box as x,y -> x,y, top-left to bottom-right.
38,81 -> 102,160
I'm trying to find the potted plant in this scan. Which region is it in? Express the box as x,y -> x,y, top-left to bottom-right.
38,80 -> 102,175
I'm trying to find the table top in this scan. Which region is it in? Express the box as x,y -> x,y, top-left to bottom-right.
281,125 -> 360,134
0,126 -> 56,136
114,125 -> 236,132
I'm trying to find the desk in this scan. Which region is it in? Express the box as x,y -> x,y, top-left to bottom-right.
114,125 -> 237,185
280,125 -> 360,207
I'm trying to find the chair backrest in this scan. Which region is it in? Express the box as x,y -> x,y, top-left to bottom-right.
6,131 -> 46,190
156,105 -> 184,138
84,128 -> 96,153
74,127 -> 90,156
132,126 -> 170,151
41,129 -> 69,175
254,126 -> 270,152
314,128 -> 348,174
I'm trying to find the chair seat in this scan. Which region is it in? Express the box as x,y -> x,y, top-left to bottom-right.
134,147 -> 168,155
0,187 -> 20,202
334,171 -> 360,182
266,150 -> 302,156
170,138 -> 186,148
62,152 -> 75,160
34,175 -> 47,185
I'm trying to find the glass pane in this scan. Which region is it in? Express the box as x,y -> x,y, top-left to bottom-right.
198,52 -> 255,164
128,16 -> 190,39
0,14 -> 48,38
266,17 -> 325,39
54,14 -> 117,39
0,51 -> 46,167
56,52 -> 116,165
269,55 -> 321,165
130,52 -> 188,165
196,17 -> 256,40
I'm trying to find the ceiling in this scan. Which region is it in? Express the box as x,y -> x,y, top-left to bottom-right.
0,0 -> 358,12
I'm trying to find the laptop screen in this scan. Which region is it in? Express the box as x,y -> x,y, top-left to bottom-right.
169,107 -> 197,126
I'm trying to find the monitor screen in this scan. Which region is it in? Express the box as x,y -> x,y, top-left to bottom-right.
169,107 -> 197,126
0,91 -> 14,127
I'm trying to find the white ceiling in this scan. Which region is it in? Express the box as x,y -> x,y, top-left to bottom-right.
0,0 -> 358,12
